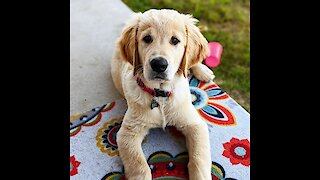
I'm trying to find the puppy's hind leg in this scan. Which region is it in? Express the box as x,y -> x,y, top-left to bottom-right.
190,63 -> 215,82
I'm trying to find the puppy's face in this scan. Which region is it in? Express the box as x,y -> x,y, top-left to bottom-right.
118,9 -> 209,83
138,17 -> 185,82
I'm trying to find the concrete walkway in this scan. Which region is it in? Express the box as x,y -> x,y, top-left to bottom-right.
70,0 -> 133,115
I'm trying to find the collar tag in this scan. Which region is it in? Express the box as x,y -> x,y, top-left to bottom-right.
150,99 -> 159,109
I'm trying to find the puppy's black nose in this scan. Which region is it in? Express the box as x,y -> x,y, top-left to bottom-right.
150,57 -> 168,73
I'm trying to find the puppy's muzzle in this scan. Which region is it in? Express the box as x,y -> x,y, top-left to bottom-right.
150,57 -> 168,73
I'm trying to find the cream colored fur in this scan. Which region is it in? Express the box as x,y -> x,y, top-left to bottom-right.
111,9 -> 214,180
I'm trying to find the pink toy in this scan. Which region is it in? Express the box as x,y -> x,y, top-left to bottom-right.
204,42 -> 223,68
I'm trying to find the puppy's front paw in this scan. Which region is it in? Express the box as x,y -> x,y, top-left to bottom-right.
125,173 -> 152,180
125,166 -> 152,180
188,160 -> 212,180
191,64 -> 215,82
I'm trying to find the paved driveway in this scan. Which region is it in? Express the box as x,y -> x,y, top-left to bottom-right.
70,0 -> 133,115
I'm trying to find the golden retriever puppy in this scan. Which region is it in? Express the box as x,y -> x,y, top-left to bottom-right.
111,9 -> 214,180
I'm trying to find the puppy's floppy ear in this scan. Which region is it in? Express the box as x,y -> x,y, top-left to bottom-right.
180,15 -> 209,77
117,13 -> 142,75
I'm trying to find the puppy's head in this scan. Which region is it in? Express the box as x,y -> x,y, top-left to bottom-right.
118,9 -> 209,83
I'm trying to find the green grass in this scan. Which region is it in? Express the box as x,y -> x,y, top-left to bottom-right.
122,0 -> 250,112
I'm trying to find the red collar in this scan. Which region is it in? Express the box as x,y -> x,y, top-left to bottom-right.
136,78 -> 172,97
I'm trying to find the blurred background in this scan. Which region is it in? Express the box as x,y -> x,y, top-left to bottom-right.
122,0 -> 250,112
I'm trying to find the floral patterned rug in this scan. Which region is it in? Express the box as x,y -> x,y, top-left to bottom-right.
70,76 -> 250,180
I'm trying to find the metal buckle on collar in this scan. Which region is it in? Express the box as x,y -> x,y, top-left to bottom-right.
154,88 -> 166,97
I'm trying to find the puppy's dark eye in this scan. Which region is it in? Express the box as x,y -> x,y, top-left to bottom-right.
170,36 -> 180,45
143,35 -> 153,43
